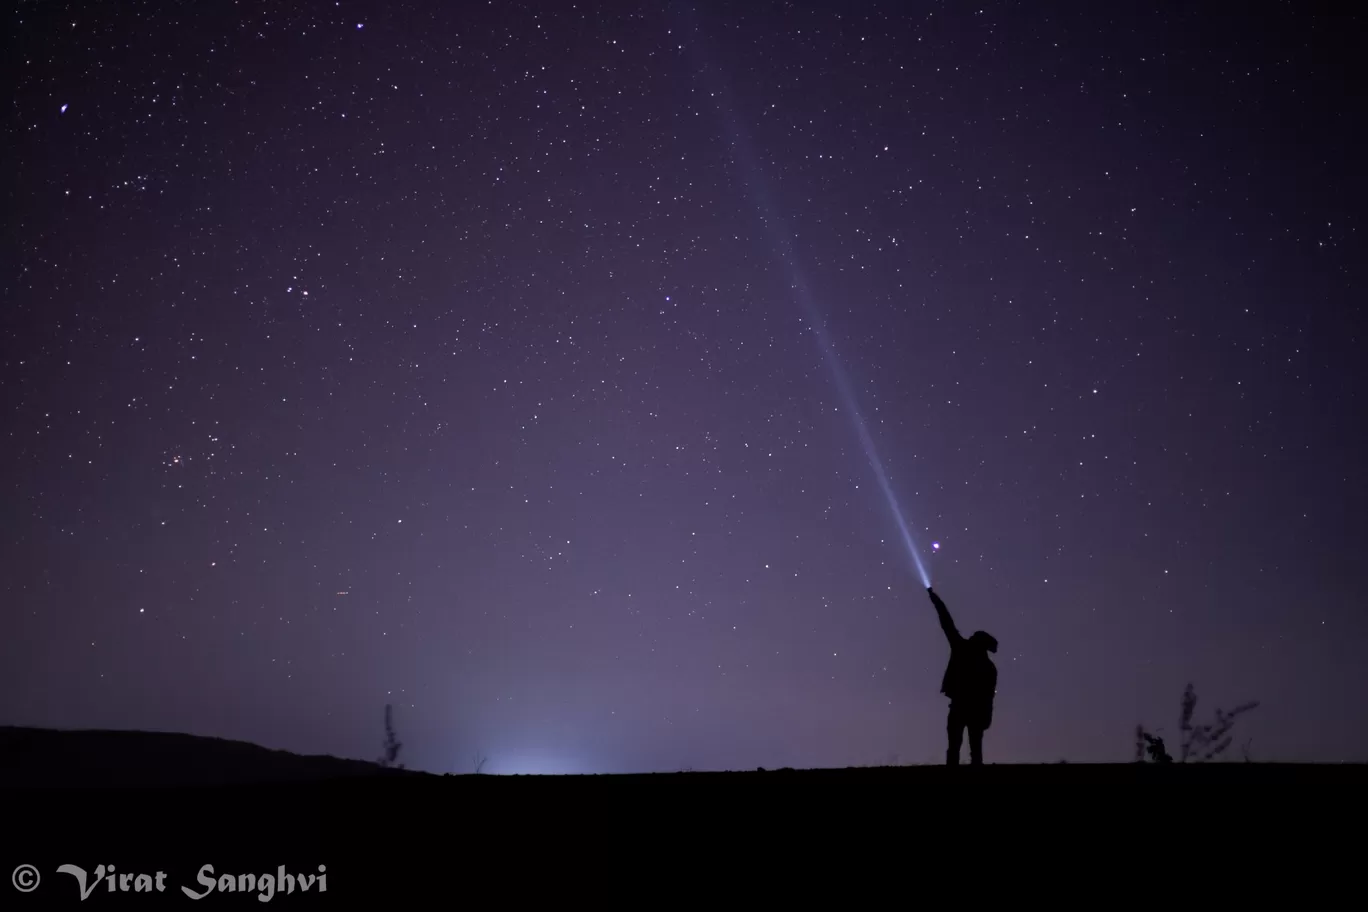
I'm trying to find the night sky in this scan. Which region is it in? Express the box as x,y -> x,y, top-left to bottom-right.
6,1 -> 1365,773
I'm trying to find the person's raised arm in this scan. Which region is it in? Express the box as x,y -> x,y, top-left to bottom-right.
927,588 -> 962,645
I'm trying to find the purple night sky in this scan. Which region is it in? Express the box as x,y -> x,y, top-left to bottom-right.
6,1 -> 1364,773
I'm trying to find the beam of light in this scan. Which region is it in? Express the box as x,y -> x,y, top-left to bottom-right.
679,10 -> 932,587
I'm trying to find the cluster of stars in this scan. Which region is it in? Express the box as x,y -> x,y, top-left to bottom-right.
3,1 -> 1361,772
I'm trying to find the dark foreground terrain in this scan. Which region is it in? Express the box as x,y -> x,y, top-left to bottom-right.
3,725 -> 1362,898
7,724 -> 1366,788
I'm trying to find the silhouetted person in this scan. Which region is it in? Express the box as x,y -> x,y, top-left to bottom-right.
927,587 -> 997,765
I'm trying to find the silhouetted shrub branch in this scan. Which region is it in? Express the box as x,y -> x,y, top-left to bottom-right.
378,704 -> 403,769
1136,682 -> 1258,764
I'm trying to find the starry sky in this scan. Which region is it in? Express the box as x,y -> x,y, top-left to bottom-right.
6,0 -> 1365,773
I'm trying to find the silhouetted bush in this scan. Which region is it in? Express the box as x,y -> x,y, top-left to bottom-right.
1136,727 -> 1173,763
1136,683 -> 1258,763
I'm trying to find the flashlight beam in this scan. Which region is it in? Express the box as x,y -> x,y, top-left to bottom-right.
684,20 -> 932,587
789,270 -> 933,589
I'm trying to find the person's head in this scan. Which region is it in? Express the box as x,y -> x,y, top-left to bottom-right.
969,630 -> 998,654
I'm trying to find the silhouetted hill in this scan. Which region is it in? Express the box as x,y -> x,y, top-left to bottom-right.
0,725 -> 420,788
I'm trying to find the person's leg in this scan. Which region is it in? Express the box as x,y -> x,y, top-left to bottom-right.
968,723 -> 984,765
946,704 -> 964,765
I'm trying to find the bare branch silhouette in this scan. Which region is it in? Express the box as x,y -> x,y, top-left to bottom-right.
1137,683 -> 1258,764
378,704 -> 403,770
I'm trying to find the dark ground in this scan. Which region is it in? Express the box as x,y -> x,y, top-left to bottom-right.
3,725 -> 1362,899
5,723 -> 1363,788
